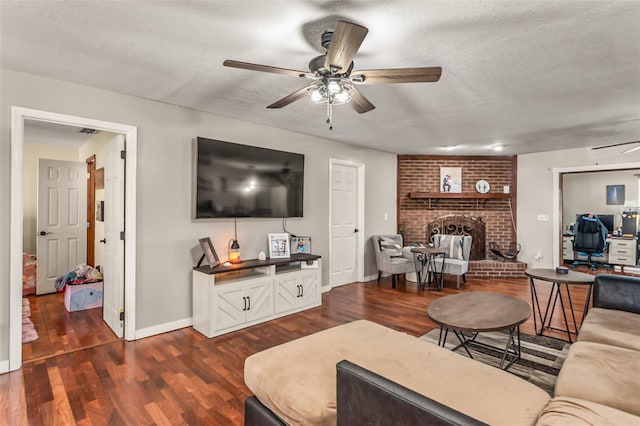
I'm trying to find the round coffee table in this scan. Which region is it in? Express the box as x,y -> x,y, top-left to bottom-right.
427,292 -> 530,370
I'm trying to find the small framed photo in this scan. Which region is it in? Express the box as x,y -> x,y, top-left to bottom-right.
198,237 -> 220,267
268,233 -> 290,258
291,236 -> 312,254
440,167 -> 462,193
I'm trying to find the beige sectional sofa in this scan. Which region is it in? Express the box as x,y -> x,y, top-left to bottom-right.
243,274 -> 640,425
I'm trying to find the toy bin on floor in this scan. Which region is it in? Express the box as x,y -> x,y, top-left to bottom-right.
64,281 -> 104,312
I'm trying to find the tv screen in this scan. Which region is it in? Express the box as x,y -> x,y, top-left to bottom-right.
195,137 -> 304,218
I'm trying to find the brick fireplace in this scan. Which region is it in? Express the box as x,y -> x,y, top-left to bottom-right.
398,155 -> 526,277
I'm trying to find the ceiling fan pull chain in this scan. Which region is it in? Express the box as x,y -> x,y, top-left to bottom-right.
327,97 -> 334,130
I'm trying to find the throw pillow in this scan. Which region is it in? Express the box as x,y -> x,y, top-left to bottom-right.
438,235 -> 465,260
379,236 -> 403,257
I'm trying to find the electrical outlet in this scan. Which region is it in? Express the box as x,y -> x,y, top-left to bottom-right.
384,213 -> 388,221
537,214 -> 549,222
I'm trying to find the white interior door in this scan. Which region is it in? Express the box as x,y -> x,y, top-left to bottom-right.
36,159 -> 87,295
330,162 -> 359,287
103,134 -> 125,337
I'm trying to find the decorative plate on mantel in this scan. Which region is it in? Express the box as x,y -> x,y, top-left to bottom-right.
475,180 -> 490,193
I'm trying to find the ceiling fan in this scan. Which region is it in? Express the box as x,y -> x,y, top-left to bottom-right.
223,21 -> 442,130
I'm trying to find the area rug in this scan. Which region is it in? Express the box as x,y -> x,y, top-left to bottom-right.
22,298 -> 39,343
420,328 -> 570,395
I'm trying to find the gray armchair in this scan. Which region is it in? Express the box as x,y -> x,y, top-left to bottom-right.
373,234 -> 415,289
432,234 -> 472,289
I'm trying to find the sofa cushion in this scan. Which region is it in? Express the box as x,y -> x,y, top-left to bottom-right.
577,307 -> 640,351
536,396 -> 640,426
434,258 -> 469,275
555,341 -> 640,417
245,320 -> 550,426
379,236 -> 403,256
438,235 -> 465,260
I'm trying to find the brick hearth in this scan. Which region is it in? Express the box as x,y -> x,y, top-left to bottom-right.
467,260 -> 528,278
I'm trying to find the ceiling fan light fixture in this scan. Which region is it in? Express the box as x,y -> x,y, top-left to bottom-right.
307,80 -> 354,105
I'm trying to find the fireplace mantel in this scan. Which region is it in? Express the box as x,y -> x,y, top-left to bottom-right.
409,192 -> 511,208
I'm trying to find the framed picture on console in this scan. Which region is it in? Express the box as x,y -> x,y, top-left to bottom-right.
198,237 -> 220,268
268,233 -> 291,258
291,236 -> 312,254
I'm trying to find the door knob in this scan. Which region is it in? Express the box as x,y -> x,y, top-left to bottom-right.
38,231 -> 51,236
99,239 -> 106,244
354,228 -> 359,233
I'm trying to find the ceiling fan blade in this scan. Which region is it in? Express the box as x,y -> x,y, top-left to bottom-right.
266,87 -> 309,109
324,21 -> 368,73
350,88 -> 375,114
223,60 -> 313,78
592,140 -> 640,150
351,67 -> 442,84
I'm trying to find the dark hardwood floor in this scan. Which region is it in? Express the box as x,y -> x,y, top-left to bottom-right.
23,293 -> 120,363
2,275 -> 593,425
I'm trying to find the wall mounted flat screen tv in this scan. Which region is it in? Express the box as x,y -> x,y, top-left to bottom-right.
194,137 -> 304,219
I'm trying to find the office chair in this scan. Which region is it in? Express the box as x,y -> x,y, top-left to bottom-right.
571,214 -> 608,271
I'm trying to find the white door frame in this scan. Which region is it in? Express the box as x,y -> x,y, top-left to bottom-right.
328,159 -> 365,289
551,161 -> 640,268
9,106 -> 138,372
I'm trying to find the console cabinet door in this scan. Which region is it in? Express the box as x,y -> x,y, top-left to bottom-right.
245,279 -> 274,323
298,272 -> 320,308
275,275 -> 299,314
213,285 -> 245,331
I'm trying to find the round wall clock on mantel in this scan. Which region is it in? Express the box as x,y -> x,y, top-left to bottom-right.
475,180 -> 490,193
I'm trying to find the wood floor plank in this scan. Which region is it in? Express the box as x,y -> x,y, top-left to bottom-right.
4,274 -> 619,424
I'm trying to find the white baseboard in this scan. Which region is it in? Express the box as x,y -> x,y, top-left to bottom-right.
321,285 -> 332,293
364,273 -> 378,282
0,360 -> 9,374
135,317 -> 193,340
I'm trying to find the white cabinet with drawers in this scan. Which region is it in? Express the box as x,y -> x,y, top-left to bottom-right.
562,236 -> 574,261
608,238 -> 637,266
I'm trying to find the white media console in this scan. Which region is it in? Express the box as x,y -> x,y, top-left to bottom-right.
192,254 -> 322,338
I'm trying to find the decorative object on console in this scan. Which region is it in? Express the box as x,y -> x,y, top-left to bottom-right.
606,184 -> 625,205
228,218 -> 241,264
198,237 -> 220,268
440,167 -> 462,193
268,233 -> 290,258
291,236 -> 311,254
475,179 -> 490,193
258,251 -> 266,261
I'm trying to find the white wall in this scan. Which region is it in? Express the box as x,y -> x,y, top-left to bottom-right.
0,69 -> 397,365
22,142 -> 78,254
518,147 -> 640,268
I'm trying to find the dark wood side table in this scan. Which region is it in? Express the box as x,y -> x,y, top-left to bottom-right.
410,247 -> 447,290
524,268 -> 595,343
427,292 -> 530,370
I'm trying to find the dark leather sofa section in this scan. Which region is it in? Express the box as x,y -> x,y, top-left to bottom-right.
336,360 -> 486,426
593,274 -> 640,314
244,396 -> 286,426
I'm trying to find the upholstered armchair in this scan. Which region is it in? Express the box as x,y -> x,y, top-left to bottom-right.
432,234 -> 472,289
372,234 -> 415,289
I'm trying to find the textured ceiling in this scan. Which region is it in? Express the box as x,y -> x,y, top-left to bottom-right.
2,1 -> 639,155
